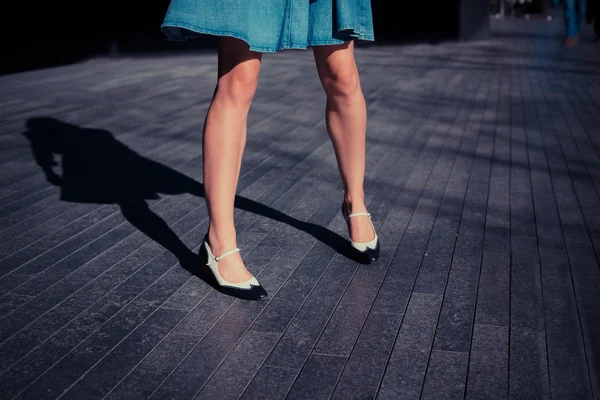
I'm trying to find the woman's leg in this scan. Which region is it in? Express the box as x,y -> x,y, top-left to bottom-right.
312,41 -> 374,243
204,37 -> 261,283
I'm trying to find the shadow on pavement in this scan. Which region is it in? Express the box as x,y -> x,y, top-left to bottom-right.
21,117 -> 363,288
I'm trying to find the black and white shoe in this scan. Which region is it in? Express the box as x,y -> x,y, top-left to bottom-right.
201,236 -> 267,301
342,204 -> 380,264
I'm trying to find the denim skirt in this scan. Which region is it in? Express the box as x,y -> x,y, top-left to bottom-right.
161,0 -> 375,52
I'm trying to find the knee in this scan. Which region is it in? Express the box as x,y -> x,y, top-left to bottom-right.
321,66 -> 360,99
217,63 -> 260,107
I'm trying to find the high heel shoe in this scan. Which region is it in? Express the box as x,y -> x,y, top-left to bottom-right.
342,203 -> 380,264
200,236 -> 268,301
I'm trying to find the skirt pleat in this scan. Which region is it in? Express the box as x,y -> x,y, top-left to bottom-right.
161,0 -> 375,52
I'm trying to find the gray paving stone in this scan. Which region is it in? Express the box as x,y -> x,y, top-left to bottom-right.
161,278 -> 210,311
149,301 -> 267,399
262,259 -> 358,369
0,125 -> 209,269
0,273 -> 32,296
378,293 -> 442,400
286,354 -> 346,400
241,366 -> 297,400
509,326 -> 550,400
474,251 -> 510,327
510,238 -> 545,332
510,138 -> 537,240
10,224 -> 137,296
106,333 -> 199,400
539,250 -> 594,399
401,116 -> 479,299
0,207 -> 121,276
465,324 -> 508,400
0,288 -> 135,371
561,243 -> 600,396
541,98 -> 600,396
0,205 -> 200,361
196,331 -> 281,400
249,242 -> 338,334
17,270 -> 191,399
433,129 -> 493,353
0,203 -> 95,259
0,178 -> 55,212
60,308 -> 188,399
331,312 -> 403,400
0,290 -> 137,398
432,254 -> 480,354
0,195 -> 59,232
110,216 -> 206,293
411,225 -> 461,296
0,186 -> 56,219
421,350 -> 469,400
0,293 -> 34,319
16,198 -> 193,296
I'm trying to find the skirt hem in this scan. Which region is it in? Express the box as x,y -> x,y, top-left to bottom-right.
161,22 -> 375,52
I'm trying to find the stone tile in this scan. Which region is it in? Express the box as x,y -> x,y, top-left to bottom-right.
509,326 -> 550,400
475,250 -> 510,327
421,350 -> 469,400
433,254 -> 481,353
510,238 -> 545,332
0,203 -> 91,257
12,224 -> 137,296
61,308 -> 188,399
150,301 -> 267,399
286,354 -> 347,400
331,312 -> 402,400
539,251 -> 594,399
16,270 -> 190,399
465,324 -> 508,400
0,206 -> 118,276
0,291 -> 137,399
377,293 -> 442,399
263,260 -> 357,369
106,333 -> 200,400
241,366 -> 297,400
197,331 -> 281,400
250,242 -> 338,334
0,292 -> 32,318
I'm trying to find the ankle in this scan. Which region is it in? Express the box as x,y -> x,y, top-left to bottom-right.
344,193 -> 367,213
207,226 -> 238,255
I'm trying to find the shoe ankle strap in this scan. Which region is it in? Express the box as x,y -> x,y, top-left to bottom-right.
215,248 -> 240,261
347,212 -> 371,219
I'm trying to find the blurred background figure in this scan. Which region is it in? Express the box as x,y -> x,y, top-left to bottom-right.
564,0 -> 587,44
586,0 -> 600,40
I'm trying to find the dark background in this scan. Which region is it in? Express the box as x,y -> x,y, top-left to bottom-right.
1,0 -> 490,75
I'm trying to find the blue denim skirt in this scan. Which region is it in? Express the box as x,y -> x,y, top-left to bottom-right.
161,0 -> 375,52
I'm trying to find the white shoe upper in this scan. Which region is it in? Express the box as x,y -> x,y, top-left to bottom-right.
344,211 -> 379,252
204,241 -> 260,289
350,232 -> 379,252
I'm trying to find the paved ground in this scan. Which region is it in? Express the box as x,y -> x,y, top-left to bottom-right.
0,15 -> 599,400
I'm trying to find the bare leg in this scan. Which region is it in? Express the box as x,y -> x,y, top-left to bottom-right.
204,37 -> 261,283
313,41 -> 374,242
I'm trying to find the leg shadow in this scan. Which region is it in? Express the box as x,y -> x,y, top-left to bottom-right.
22,117 -> 363,288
